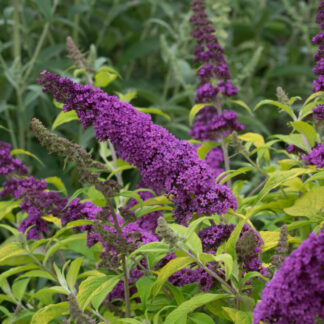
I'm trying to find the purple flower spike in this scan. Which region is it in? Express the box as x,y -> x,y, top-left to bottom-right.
312,2 -> 324,92
253,229 -> 324,324
304,143 -> 324,169
39,72 -> 237,224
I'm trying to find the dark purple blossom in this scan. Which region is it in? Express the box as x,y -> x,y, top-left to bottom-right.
0,142 -> 28,176
304,143 -> 324,169
39,71 -> 237,224
190,106 -> 244,141
313,103 -> 324,120
253,229 -> 324,324
205,146 -> 224,178
312,2 -> 324,92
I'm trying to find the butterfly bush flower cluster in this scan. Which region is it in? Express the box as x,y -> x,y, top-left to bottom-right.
304,143 -> 324,169
253,229 -> 324,324
0,141 -> 101,239
312,1 -> 324,121
189,0 -> 244,175
0,142 -> 28,176
39,71 -> 237,224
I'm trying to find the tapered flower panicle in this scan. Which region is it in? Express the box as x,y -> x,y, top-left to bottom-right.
253,229 -> 324,324
39,71 -> 237,223
189,0 -> 244,175
312,1 -> 324,92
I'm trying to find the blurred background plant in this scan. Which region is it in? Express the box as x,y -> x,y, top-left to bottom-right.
0,0 -> 319,190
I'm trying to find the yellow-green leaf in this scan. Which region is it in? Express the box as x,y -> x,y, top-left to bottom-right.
42,215 -> 61,227
45,177 -> 68,196
10,149 -> 44,166
52,110 -> 78,130
165,293 -> 230,324
136,107 -> 171,121
284,187 -> 324,220
197,141 -> 219,159
222,307 -> 252,324
239,132 -> 265,147
260,231 -> 301,252
0,200 -> 20,220
290,121 -> 317,148
151,256 -> 193,296
229,100 -> 253,115
256,168 -> 311,203
189,103 -> 210,125
0,242 -> 25,263
95,71 -> 117,88
254,99 -> 296,120
31,302 -> 69,324
77,275 -> 121,310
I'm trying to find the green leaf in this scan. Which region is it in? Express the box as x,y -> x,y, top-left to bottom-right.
303,91 -> 324,106
189,103 -> 210,125
135,205 -> 172,218
117,90 -> 137,103
18,270 -> 56,282
197,141 -> 220,159
0,200 -> 20,220
151,256 -> 193,296
136,107 -> 171,121
218,167 -> 252,185
31,302 -> 69,324
168,223 -> 202,255
52,110 -> 79,130
224,220 -> 245,259
0,242 -> 25,263
66,258 -> 83,292
284,187 -> 324,221
189,312 -> 215,324
117,38 -> 160,67
229,100 -> 253,115
32,286 -> 69,302
35,0 -> 52,21
77,275 -> 121,310
0,265 -> 38,282
259,231 -> 301,252
135,276 -> 155,310
117,191 -> 144,208
222,307 -> 253,324
255,168 -> 311,203
45,177 -> 68,196
44,233 -> 86,264
117,319 -> 143,324
95,71 -> 117,88
12,279 -> 30,301
128,242 -> 169,258
239,132 -> 265,147
10,149 -> 44,166
214,253 -> 233,281
290,121 -> 316,149
274,134 -> 307,151
241,271 -> 269,285
254,99 -> 296,120
107,164 -> 136,179
164,293 -> 229,324
130,195 -> 170,210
